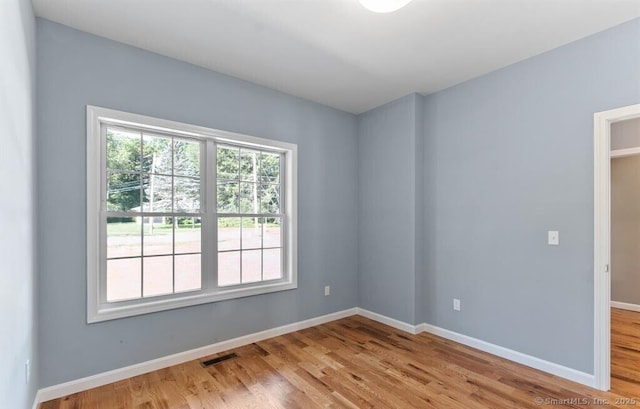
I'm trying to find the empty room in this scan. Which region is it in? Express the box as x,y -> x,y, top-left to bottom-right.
2,0 -> 640,408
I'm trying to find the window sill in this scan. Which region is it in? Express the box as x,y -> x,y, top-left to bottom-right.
88,281 -> 297,323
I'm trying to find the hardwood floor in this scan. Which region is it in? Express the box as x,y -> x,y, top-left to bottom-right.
41,314 -> 640,409
611,307 -> 640,396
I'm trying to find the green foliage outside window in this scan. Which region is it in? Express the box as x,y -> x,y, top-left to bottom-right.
106,129 -> 281,219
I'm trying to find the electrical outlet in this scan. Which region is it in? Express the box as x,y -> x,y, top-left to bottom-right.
25,360 -> 30,385
548,230 -> 559,245
324,286 -> 331,296
453,298 -> 461,311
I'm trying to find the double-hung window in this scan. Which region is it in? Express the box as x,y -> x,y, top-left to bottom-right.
87,106 -> 297,323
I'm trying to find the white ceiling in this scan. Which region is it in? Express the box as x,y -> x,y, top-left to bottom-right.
33,0 -> 640,114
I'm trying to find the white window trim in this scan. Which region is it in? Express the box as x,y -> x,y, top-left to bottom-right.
87,106 -> 298,323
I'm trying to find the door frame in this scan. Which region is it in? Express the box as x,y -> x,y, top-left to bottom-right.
593,103 -> 640,391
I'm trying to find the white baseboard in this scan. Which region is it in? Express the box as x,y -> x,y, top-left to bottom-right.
35,308 -> 358,404
611,300 -> 640,313
356,308 -> 420,334
417,323 -> 596,388
35,306 -> 598,406
32,391 -> 43,409
355,309 -> 595,388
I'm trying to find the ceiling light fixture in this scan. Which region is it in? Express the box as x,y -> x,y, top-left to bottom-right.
359,0 -> 413,13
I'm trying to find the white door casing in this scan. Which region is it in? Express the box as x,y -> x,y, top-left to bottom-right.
593,103 -> 640,391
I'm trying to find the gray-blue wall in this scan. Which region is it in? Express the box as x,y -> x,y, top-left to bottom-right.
35,13 -> 640,390
1,0 -> 38,407
421,18 -> 640,373
36,19 -> 358,387
611,117 -> 640,150
357,94 -> 423,324
357,17 -> 639,375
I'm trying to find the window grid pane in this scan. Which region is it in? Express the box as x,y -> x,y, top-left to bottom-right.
107,217 -> 203,302
143,256 -> 173,298
105,127 -> 203,303
175,254 -> 201,292
103,125 -> 287,305
216,140 -> 284,288
215,222 -> 283,286
106,258 -> 141,302
216,145 -> 282,215
107,171 -> 142,212
106,127 -> 141,172
218,251 -> 240,286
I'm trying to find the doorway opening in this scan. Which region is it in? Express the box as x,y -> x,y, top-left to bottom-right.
593,104 -> 640,391
609,117 -> 640,393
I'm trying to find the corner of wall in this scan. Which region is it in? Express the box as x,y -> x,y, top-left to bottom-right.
355,93 -> 427,325
413,94 -> 426,325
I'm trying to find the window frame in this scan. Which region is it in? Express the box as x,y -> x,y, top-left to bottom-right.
87,106 -> 298,323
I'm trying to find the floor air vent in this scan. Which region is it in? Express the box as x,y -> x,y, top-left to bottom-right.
201,352 -> 238,367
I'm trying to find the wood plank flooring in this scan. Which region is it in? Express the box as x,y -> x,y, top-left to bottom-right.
40,313 -> 640,408
611,307 -> 640,396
